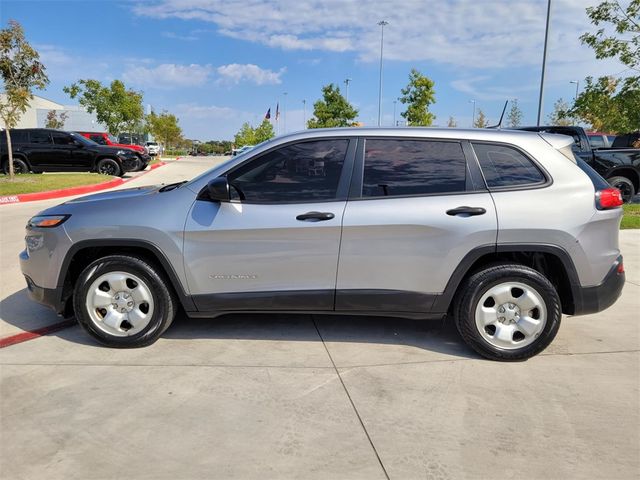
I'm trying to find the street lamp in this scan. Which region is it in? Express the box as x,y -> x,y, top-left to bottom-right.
469,99 -> 476,127
283,92 -> 288,133
537,0 -> 552,126
377,20 -> 388,127
302,99 -> 306,128
569,80 -> 579,100
344,78 -> 352,103
393,99 -> 397,126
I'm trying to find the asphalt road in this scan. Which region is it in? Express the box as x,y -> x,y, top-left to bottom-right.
1,157 -> 638,479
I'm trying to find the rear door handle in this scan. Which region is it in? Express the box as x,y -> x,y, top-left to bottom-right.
446,206 -> 487,216
296,211 -> 335,222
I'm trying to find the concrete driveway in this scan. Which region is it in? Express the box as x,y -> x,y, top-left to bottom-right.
1,157 -> 638,479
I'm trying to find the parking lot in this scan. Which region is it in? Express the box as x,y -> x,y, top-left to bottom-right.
1,156 -> 639,479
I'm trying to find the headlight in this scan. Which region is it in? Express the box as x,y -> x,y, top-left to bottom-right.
28,215 -> 70,228
116,150 -> 127,155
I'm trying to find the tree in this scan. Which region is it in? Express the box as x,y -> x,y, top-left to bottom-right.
506,99 -> 523,127
307,84 -> 358,128
580,0 -> 640,71
567,76 -> 640,132
548,98 -> 573,126
253,119 -> 275,143
399,69 -> 436,126
45,110 -> 68,129
447,116 -> 457,128
64,79 -> 144,135
0,20 -> 49,178
473,109 -> 489,128
146,111 -> 182,151
234,122 -> 256,146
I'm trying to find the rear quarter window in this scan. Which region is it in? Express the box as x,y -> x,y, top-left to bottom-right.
472,143 -> 545,188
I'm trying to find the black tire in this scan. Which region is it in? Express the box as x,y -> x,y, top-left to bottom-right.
453,263 -> 561,361
2,158 -> 29,175
73,255 -> 177,348
608,176 -> 635,203
96,158 -> 122,177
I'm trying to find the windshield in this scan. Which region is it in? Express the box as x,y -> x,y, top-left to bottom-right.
70,132 -> 97,146
108,133 -> 119,144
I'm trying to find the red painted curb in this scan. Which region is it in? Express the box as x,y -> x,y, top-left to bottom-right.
0,319 -> 76,348
0,161 -> 169,205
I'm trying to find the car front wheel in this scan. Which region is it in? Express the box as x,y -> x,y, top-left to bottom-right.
73,255 -> 177,347
454,264 -> 561,361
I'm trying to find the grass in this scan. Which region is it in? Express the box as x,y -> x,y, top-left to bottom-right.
621,204 -> 640,229
0,173 -> 115,196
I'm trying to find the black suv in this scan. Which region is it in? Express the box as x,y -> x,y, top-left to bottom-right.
1,129 -> 139,177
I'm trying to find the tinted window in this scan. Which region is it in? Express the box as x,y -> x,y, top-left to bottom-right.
362,139 -> 466,197
472,143 -> 544,188
90,134 -> 107,145
0,130 -> 28,144
576,158 -> 610,190
227,139 -> 348,203
52,132 -> 74,145
29,131 -> 52,144
589,136 -> 604,148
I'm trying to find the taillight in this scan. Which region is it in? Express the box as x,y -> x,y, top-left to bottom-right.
596,188 -> 623,210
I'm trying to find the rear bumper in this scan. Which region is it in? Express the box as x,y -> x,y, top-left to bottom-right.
572,255 -> 625,316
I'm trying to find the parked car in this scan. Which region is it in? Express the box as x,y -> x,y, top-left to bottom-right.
1,128 -> 139,176
76,131 -> 150,171
145,141 -> 160,156
20,127 -> 625,360
612,131 -> 640,149
518,126 -> 640,202
587,132 -> 616,149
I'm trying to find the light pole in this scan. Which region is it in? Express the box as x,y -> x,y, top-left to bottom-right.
537,0 -> 552,126
393,99 -> 397,126
283,92 -> 288,133
344,78 -> 352,103
570,80 -> 579,100
469,99 -> 476,127
377,20 -> 388,127
302,99 -> 306,128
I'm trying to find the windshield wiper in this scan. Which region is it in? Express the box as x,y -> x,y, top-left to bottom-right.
159,180 -> 188,192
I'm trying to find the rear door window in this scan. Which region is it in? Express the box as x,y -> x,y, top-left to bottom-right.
362,139 -> 467,197
29,130 -> 52,144
472,143 -> 545,188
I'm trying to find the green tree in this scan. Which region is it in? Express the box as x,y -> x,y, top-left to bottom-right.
580,0 -> 640,71
567,76 -> 640,132
0,20 -> 49,178
307,84 -> 358,128
44,109 -> 68,129
447,116 -> 457,128
234,122 -> 257,146
473,109 -> 489,128
253,119 -> 275,143
548,98 -> 573,126
64,79 -> 144,135
506,99 -> 523,127
399,68 -> 436,126
146,111 -> 183,151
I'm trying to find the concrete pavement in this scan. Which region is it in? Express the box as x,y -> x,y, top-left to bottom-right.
0,157 -> 638,479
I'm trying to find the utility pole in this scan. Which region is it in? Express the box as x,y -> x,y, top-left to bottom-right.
377,20 -> 388,127
283,92 -> 288,133
344,78 -> 352,103
570,80 -> 579,100
469,99 -> 476,127
302,99 -> 306,128
537,0 -> 552,126
393,99 -> 397,126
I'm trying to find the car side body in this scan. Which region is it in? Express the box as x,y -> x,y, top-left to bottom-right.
76,132 -> 150,171
19,127 -> 625,359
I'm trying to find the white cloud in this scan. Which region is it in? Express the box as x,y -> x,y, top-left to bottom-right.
123,63 -> 213,88
216,63 -> 285,85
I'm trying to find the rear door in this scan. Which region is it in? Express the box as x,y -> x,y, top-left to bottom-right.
183,138 -> 356,312
336,137 -> 497,314
26,130 -> 55,169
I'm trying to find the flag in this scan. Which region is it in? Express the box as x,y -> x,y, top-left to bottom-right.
275,103 -> 280,121
264,108 -> 271,120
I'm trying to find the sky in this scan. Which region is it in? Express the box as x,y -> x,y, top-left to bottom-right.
1,0 -> 633,140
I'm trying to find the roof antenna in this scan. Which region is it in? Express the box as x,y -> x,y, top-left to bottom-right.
488,100 -> 509,129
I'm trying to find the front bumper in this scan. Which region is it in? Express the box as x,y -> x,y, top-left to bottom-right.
119,155 -> 139,172
572,255 -> 625,316
23,273 -> 65,314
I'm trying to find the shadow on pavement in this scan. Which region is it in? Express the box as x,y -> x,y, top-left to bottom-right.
0,288 -> 61,334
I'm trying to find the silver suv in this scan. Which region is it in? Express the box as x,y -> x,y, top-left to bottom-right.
20,128 -> 625,360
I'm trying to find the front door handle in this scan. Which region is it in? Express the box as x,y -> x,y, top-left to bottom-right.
446,206 -> 487,216
296,211 -> 335,222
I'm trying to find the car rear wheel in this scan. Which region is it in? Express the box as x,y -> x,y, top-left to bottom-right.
453,264 -> 561,361
2,158 -> 29,175
73,255 -> 177,347
97,158 -> 121,177
608,176 -> 635,203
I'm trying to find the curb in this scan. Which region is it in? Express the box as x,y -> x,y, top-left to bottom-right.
0,160 -> 167,205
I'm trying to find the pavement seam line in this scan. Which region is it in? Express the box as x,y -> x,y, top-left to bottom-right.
310,315 -> 391,480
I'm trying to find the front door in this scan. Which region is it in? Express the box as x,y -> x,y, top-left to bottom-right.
336,137 -> 498,313
183,138 -> 356,312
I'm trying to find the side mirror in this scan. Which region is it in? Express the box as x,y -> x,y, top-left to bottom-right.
203,177 -> 230,202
